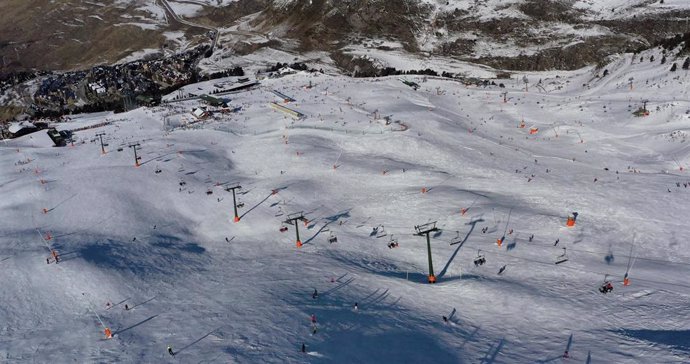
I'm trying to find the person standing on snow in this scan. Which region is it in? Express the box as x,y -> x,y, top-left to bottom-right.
167,345 -> 175,356
312,289 -> 318,299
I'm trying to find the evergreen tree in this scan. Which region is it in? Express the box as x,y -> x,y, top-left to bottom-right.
670,63 -> 677,72
682,57 -> 690,70
661,55 -> 666,64
650,55 -> 655,62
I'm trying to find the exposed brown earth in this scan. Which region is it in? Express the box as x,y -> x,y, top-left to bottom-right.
0,0 -> 168,73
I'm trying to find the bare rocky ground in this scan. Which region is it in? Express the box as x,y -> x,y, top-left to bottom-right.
2,0 -> 687,75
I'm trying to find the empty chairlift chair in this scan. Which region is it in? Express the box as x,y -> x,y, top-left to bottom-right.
328,232 -> 338,244
599,275 -> 614,294
555,247 -> 568,264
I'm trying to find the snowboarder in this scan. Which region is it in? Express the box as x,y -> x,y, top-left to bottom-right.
301,343 -> 306,353
153,225 -> 157,230
312,289 -> 318,299
442,316 -> 448,323
528,234 -> 534,242
563,350 -> 569,358
54,254 -> 59,264
125,304 -> 129,311
132,237 -> 137,242
46,257 -> 50,264
354,302 -> 358,311
310,314 -> 317,324
498,265 -> 507,275
225,237 -> 230,243
167,346 -> 175,356
554,238 -> 560,246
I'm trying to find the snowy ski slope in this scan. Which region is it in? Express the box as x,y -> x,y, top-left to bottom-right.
2,49 -> 690,363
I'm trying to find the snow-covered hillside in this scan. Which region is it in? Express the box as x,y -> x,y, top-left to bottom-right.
2,49 -> 690,363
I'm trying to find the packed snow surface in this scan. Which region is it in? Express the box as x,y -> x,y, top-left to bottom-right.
2,51 -> 690,363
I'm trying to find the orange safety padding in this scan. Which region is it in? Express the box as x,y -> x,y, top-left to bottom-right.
428,275 -> 437,283
296,240 -> 303,248
566,217 -> 575,227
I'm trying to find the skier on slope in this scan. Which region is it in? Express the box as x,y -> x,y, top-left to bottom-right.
312,289 -> 318,299
310,314 -> 317,324
167,345 -> 175,356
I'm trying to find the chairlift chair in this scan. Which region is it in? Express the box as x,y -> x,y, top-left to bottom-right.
387,235 -> 399,248
449,231 -> 462,246
555,247 -> 568,264
376,225 -> 387,238
237,202 -> 245,208
473,250 -> 486,266
599,274 -> 614,294
279,224 -> 288,233
328,232 -> 338,244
